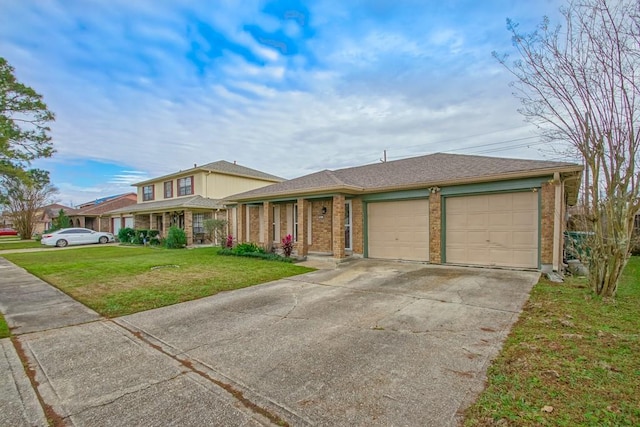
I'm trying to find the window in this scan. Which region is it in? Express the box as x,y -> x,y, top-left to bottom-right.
143,185 -> 154,201
164,181 -> 173,198
178,176 -> 193,196
193,213 -> 204,234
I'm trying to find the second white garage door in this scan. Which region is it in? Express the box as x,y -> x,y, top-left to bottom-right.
367,199 -> 429,261
445,192 -> 538,268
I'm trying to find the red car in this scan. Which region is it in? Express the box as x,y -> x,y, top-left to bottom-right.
0,228 -> 19,236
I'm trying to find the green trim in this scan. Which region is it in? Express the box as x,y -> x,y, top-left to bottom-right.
363,202 -> 369,258
361,189 -> 431,202
441,176 -> 552,196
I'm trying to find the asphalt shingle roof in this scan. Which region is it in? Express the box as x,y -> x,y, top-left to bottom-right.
107,195 -> 224,215
135,160 -> 283,185
228,153 -> 582,201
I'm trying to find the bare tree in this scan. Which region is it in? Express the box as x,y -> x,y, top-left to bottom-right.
495,0 -> 640,297
0,170 -> 57,238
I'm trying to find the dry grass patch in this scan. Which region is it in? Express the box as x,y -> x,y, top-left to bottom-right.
3,246 -> 314,317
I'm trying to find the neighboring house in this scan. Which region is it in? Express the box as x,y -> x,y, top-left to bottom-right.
68,193 -> 137,232
106,161 -> 283,244
34,203 -> 76,234
226,153 -> 583,272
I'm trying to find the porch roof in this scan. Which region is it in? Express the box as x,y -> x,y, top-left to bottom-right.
106,195 -> 225,215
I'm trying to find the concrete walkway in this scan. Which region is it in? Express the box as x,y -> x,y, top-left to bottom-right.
0,256 -> 539,426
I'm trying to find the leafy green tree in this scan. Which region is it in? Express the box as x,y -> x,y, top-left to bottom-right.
51,208 -> 71,231
0,170 -> 57,238
496,0 -> 639,297
204,218 -> 228,246
1,57 -> 55,179
165,226 -> 187,249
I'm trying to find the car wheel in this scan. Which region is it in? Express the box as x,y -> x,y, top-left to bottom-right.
56,239 -> 68,248
99,236 -> 108,244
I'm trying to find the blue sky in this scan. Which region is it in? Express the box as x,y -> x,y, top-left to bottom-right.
1,0 -> 569,206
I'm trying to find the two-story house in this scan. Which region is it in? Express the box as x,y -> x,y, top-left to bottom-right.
106,161 -> 283,245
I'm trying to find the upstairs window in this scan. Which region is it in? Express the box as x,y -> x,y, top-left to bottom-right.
164,181 -> 173,198
178,176 -> 194,196
142,185 -> 154,201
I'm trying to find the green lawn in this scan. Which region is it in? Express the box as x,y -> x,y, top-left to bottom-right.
0,312 -> 9,339
3,246 -> 314,317
465,256 -> 640,426
0,240 -> 48,250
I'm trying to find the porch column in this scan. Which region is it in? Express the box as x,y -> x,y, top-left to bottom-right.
332,195 -> 346,259
162,213 -> 170,237
149,214 -> 153,230
185,211 -> 193,246
297,198 -> 308,256
263,201 -> 273,251
237,204 -> 247,243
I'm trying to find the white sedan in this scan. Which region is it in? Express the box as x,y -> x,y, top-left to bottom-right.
41,228 -> 115,247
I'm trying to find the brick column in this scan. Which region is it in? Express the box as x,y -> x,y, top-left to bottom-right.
429,191 -> 442,264
332,195 -> 346,259
263,202 -> 273,251
185,210 -> 193,246
297,198 -> 308,256
540,183 -> 554,267
237,204 -> 246,243
163,213 -> 170,237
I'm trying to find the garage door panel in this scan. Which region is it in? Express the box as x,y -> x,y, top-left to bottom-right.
489,213 -> 512,226
368,199 -> 429,262
445,192 -> 538,268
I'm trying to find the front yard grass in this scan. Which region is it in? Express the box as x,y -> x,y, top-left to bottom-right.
0,312 -> 9,338
465,256 -> 640,426
0,240 -> 48,250
2,246 -> 314,317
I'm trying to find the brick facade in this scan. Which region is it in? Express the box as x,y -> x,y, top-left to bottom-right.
308,199 -> 333,253
540,181 -> 555,266
351,197 -> 364,255
429,192 -> 442,264
184,211 -> 193,245
296,198 -> 308,255
332,194 -> 346,258
248,206 -> 261,243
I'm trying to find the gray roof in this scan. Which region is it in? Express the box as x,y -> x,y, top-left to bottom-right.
106,196 -> 225,215
135,160 -> 283,185
228,153 -> 583,202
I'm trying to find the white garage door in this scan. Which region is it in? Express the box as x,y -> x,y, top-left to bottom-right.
368,199 -> 429,261
124,217 -> 134,229
112,218 -> 122,235
445,192 -> 538,268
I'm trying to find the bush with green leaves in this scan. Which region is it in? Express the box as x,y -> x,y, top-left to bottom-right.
164,226 -> 187,249
218,247 -> 293,263
233,242 -> 266,255
131,229 -> 161,245
117,227 -> 136,243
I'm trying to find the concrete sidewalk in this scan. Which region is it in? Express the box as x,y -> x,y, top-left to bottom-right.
0,257 -> 279,426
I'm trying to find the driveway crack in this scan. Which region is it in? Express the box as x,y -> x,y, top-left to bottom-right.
115,320 -> 293,426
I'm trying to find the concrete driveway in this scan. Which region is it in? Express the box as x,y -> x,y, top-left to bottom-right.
118,259 -> 539,426
3,257 -> 538,426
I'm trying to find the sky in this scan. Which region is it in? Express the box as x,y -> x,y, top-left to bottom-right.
1,0 -> 571,206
